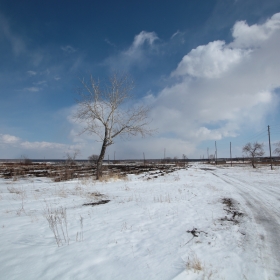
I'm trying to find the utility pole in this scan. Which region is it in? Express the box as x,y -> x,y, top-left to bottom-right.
143,152 -> 145,165
215,141 -> 217,165
207,147 -> 209,160
230,142 -> 232,167
268,125 -> 273,170
114,151 -> 115,162
164,148 -> 166,160
108,154 -> 109,164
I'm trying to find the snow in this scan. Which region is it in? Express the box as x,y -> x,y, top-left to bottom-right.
0,163 -> 279,279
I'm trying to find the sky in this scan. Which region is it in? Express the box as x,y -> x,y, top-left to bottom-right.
1,0 -> 280,160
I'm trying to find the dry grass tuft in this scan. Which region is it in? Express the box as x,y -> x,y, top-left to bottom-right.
44,205 -> 69,247
186,255 -> 203,272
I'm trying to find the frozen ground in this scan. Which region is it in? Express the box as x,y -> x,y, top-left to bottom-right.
0,163 -> 279,279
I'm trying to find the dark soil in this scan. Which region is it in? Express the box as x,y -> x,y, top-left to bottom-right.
186,227 -> 208,237
200,168 -> 215,171
220,197 -> 243,224
83,200 -> 110,206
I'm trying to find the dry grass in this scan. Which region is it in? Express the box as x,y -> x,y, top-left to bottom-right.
153,193 -> 172,203
99,171 -> 127,182
71,184 -> 105,201
185,255 -> 217,279
44,205 -> 69,247
186,255 -> 203,272
7,186 -> 22,194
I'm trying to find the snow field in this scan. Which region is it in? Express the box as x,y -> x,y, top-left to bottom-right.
0,164 -> 277,279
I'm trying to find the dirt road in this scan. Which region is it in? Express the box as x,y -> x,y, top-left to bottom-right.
211,167 -> 280,279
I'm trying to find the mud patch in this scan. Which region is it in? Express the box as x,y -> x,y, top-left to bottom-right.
220,197 -> 243,224
200,168 -> 215,171
187,227 -> 208,237
184,227 -> 208,245
83,200 -> 110,206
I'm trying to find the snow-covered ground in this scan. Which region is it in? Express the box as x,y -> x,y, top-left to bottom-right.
0,163 -> 279,279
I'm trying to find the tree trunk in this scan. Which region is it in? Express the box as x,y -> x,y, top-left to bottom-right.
251,157 -> 256,168
96,140 -> 107,180
96,127 -> 109,180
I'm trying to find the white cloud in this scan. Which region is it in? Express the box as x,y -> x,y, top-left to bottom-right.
27,70 -> 37,76
147,12 -> 280,153
231,13 -> 280,48
0,133 -> 82,159
61,45 -> 77,54
104,38 -> 116,47
171,30 -> 180,39
171,40 -> 250,78
129,31 -> 158,50
0,134 -> 20,144
24,87 -> 41,92
21,141 -> 67,150
104,31 -> 158,70
33,80 -> 46,85
110,137 -> 196,159
0,13 -> 26,56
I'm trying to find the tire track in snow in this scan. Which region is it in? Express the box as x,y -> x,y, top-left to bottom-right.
211,171 -> 280,279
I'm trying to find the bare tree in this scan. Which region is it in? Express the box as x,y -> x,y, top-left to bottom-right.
88,154 -> 99,164
273,142 -> 280,156
65,149 -> 80,165
74,73 -> 152,179
242,142 -> 264,168
20,155 -> 32,165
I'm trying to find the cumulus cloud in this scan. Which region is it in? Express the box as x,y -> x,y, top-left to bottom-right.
171,40 -> 250,78
231,13 -> 280,48
0,134 -> 20,144
148,13 -> 280,152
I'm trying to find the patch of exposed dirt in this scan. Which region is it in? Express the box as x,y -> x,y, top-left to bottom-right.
83,200 -> 110,206
220,197 -> 243,224
187,227 -> 208,237
200,168 -> 215,171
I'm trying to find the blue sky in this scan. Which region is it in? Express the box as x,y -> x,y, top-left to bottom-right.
1,0 -> 280,160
